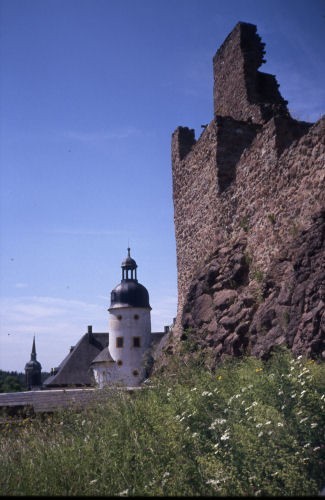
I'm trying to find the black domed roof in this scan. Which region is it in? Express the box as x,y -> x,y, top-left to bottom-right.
109,248 -> 151,309
110,280 -> 151,309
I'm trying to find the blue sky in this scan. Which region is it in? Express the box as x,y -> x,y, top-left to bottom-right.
1,0 -> 324,373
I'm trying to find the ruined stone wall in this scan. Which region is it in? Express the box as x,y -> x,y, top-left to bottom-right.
171,22 -> 324,358
213,22 -> 289,124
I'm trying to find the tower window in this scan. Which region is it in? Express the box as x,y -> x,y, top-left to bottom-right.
117,360 -> 123,366
134,314 -> 139,320
132,370 -> 139,376
133,337 -> 141,348
117,315 -> 122,320
116,337 -> 124,348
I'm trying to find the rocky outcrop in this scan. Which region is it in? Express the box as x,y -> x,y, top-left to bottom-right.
179,211 -> 324,363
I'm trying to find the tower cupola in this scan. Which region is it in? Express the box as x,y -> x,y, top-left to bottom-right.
121,247 -> 137,281
110,248 -> 151,309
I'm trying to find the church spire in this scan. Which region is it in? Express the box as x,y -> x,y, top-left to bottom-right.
25,336 -> 42,390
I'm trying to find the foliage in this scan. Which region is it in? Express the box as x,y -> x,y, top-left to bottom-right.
0,370 -> 51,393
0,370 -> 26,393
0,348 -> 324,496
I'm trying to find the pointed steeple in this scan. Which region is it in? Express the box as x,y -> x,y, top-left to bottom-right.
31,335 -> 37,361
25,336 -> 42,390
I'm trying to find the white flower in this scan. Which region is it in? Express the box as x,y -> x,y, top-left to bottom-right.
303,443 -> 310,448
299,417 -> 308,424
220,432 -> 230,441
118,489 -> 129,496
291,393 -> 296,398
252,401 -> 258,406
190,387 -> 197,391
89,479 -> 98,485
311,423 -> 318,428
313,446 -> 321,452
256,423 -> 263,428
300,390 -> 306,396
258,431 -> 263,437
192,432 -> 198,438
277,422 -> 284,427
265,420 -> 271,425
268,430 -> 273,435
278,390 -> 283,395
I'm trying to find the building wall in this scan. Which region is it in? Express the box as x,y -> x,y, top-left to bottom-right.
108,307 -> 152,385
171,22 -> 324,341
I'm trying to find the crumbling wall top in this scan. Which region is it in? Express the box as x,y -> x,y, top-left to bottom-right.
213,22 -> 289,124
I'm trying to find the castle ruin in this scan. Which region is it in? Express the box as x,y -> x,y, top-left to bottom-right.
171,22 -> 324,361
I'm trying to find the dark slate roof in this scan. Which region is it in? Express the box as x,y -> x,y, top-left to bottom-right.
43,332 -> 108,388
110,280 -> 151,309
91,348 -> 115,365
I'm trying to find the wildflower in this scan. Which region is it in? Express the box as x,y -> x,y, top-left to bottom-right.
281,405 -> 285,410
303,443 -> 310,448
248,384 -> 253,389
89,479 -> 98,485
321,394 -> 325,401
297,355 -> 303,360
313,446 -> 321,452
300,390 -> 306,396
190,387 -> 197,392
217,375 -> 222,380
291,393 -> 296,398
255,368 -> 263,372
163,471 -> 170,478
256,423 -> 263,428
220,432 -> 230,441
202,391 -> 212,396
271,471 -> 279,477
252,401 -> 258,406
192,432 -> 198,438
258,431 -> 263,437
299,417 -> 308,424
81,419 -> 86,426
255,489 -> 262,496
268,430 -> 273,435
278,390 -> 283,395
277,422 -> 284,427
118,489 -> 129,496
311,423 -> 318,428
265,421 -> 271,425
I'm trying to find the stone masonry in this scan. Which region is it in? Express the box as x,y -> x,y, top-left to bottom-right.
170,22 -> 324,362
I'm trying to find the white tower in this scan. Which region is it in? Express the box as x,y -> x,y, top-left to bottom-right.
107,248 -> 152,386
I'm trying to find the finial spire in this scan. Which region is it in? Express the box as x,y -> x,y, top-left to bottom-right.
31,335 -> 36,360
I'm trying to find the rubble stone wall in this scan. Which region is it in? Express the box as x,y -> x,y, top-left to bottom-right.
171,22 -> 325,360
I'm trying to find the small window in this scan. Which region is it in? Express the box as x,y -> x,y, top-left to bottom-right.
132,370 -> 139,377
117,360 -> 123,366
116,337 -> 124,348
133,337 -> 141,348
117,315 -> 122,320
134,314 -> 139,320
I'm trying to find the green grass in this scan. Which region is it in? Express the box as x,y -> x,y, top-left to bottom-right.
0,347 -> 324,496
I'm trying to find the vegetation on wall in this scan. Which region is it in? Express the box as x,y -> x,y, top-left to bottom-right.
0,347 -> 324,496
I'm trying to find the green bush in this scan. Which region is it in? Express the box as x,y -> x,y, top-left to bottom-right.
0,348 -> 324,496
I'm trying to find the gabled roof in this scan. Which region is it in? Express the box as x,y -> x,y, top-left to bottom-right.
43,332 -> 108,388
